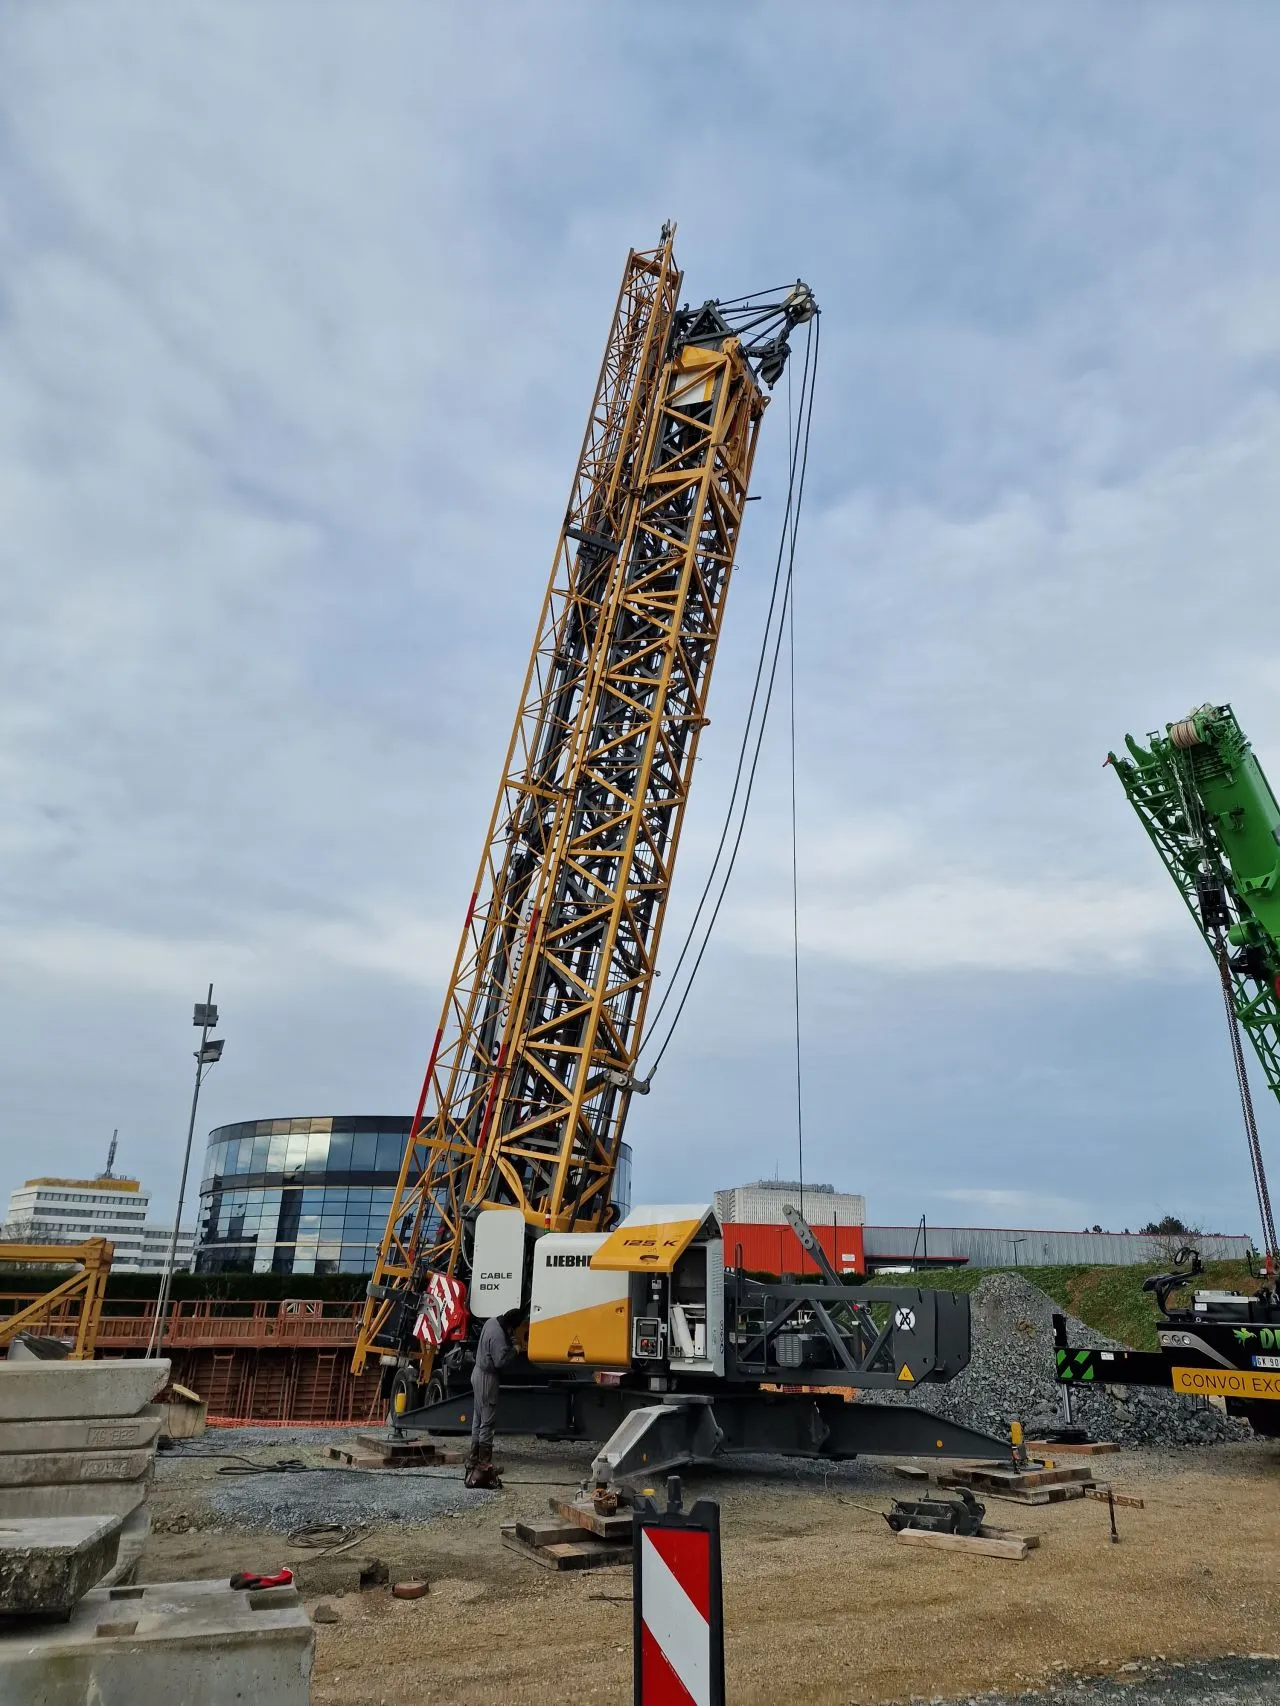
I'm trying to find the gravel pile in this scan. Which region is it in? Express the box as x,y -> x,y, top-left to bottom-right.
899,1271 -> 1250,1448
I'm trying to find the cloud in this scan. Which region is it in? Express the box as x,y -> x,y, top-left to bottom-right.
1,2 -> 1280,1241
928,1187 -> 1089,1222
737,870 -> 1179,974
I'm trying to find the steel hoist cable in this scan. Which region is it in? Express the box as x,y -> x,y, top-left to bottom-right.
641,313 -> 821,1076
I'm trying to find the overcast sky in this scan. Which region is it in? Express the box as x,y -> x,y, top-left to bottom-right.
4,4 -> 1280,1241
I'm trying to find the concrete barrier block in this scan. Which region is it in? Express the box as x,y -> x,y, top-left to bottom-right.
0,1446 -> 155,1488
0,1514 -> 123,1618
97,1506 -> 150,1590
0,1479 -> 148,1521
0,1360 -> 169,1421
0,1407 -> 163,1456
0,1577 -> 315,1706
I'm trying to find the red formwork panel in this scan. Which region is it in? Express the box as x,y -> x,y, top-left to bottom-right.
722,1222 -> 864,1277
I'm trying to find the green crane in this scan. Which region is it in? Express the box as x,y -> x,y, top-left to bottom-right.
1050,704 -> 1280,1441
1110,702 -> 1278,1264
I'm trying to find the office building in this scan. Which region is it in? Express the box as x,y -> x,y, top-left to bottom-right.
3,1176 -> 195,1274
195,1114 -> 633,1275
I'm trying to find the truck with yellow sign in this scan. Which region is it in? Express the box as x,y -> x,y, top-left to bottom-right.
1054,1251 -> 1280,1435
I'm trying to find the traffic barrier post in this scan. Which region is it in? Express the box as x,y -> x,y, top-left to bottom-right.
633,1474 -> 725,1706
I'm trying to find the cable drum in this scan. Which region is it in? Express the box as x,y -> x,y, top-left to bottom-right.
1171,718 -> 1203,750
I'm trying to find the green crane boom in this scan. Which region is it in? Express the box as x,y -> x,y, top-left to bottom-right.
1110,702 -> 1279,1261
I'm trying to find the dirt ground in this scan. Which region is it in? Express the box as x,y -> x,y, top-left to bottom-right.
142,1435 -> 1280,1705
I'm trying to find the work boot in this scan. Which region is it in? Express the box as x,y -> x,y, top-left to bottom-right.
465,1442 -> 501,1489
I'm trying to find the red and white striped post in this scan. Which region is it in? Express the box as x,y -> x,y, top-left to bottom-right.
633,1476 -> 725,1706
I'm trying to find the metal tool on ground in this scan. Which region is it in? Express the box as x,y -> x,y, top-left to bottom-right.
885,1486 -> 985,1536
633,1477 -> 724,1706
1058,704 -> 1280,1434
1106,1486 -> 1120,1544
350,229 -> 1008,1483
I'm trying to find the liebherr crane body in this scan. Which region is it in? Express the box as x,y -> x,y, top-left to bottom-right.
355,231 -> 1004,1481
1054,704 -> 1280,1436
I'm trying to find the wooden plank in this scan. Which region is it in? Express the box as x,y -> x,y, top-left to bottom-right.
500,1525 -> 630,1572
551,1497 -> 634,1541
1083,1486 -> 1145,1510
516,1521 -> 589,1548
891,1464 -> 931,1481
940,1463 -> 1092,1491
1026,1439 -> 1118,1456
896,1527 -> 1027,1560
979,1484 -> 1087,1507
977,1524 -> 1040,1549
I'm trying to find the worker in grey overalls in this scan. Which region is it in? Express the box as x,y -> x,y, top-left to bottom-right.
467,1306 -> 524,1479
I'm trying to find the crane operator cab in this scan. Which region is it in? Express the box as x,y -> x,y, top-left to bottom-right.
470,1204 -> 725,1378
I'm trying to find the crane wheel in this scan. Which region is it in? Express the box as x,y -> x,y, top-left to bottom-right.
389,1367 -> 421,1419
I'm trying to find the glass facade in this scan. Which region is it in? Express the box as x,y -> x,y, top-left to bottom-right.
195,1116 -> 633,1276
195,1116 -> 412,1275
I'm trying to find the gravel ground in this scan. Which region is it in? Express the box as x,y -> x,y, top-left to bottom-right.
153,1427 -> 503,1531
140,1428 -> 1280,1705
946,1656 -> 1280,1704
896,1272 -> 1250,1448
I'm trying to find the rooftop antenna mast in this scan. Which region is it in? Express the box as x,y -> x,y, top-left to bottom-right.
100,1130 -> 118,1181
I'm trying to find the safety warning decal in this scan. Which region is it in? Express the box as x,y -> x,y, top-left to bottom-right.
897,1364 -> 915,1383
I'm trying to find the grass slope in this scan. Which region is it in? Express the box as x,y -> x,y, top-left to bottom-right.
907,1260 -> 1256,1350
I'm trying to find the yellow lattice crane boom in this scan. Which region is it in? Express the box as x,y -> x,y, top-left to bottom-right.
354,228 -> 816,1389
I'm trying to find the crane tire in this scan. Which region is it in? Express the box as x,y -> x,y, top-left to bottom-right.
389,1367 -> 421,1419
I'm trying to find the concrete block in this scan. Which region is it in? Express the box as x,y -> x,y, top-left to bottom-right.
0,1577 -> 315,1705
0,1514 -> 122,1618
0,1478 -> 148,1521
0,1446 -> 155,1488
0,1407 -> 163,1456
97,1507 -> 150,1590
0,1360 -> 169,1421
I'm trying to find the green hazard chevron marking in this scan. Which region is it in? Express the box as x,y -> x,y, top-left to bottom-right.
1058,1349 -> 1096,1383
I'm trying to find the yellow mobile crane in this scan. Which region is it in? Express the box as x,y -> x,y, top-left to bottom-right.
355,230 -> 1001,1482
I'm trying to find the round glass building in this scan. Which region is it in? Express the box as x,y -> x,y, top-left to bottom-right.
195,1116 -> 412,1275
195,1116 -> 632,1276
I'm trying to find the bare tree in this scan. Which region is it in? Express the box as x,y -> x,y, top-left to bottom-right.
1139,1215 -> 1203,1266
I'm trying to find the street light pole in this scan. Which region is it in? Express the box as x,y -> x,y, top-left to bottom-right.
147,985 -> 224,1359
